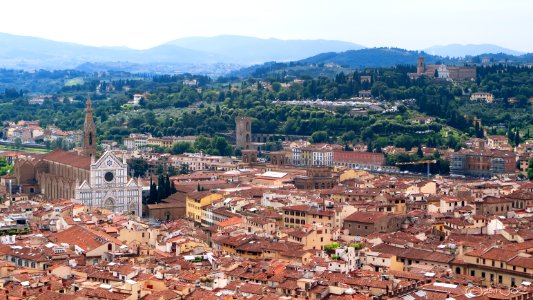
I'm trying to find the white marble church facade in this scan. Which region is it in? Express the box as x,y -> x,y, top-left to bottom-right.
74,151 -> 142,216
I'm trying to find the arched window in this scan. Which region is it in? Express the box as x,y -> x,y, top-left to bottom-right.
108,243 -> 112,251
104,198 -> 115,212
89,132 -> 93,146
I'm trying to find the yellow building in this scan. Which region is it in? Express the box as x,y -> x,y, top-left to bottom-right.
165,236 -> 208,255
363,251 -> 404,272
339,169 -> 369,182
300,144 -> 334,166
147,136 -> 196,148
185,191 -> 223,223
281,205 -> 335,228
147,137 -> 176,148
118,227 -> 160,247
460,247 -> 533,287
287,224 -> 332,251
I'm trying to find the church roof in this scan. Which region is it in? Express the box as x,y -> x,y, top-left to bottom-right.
42,149 -> 91,170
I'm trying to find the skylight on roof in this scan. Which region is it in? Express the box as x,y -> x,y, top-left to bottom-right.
433,282 -> 458,288
260,171 -> 287,178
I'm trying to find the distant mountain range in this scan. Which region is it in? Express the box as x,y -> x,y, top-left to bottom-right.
0,32 -> 363,72
0,32 -> 530,74
231,48 -> 533,78
166,35 -> 364,65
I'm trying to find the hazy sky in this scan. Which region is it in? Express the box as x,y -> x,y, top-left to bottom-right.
1,0 -> 531,51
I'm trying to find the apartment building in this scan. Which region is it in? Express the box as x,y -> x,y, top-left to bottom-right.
461,247 -> 533,287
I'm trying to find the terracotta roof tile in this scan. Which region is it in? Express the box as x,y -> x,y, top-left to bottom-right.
42,149 -> 91,170
53,225 -> 121,252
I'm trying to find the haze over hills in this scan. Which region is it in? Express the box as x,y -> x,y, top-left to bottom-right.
0,32 -> 228,70
166,35 -> 365,64
425,44 -> 524,57
0,32 -> 364,72
0,32 -> 530,74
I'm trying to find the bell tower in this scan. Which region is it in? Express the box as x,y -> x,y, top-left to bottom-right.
417,56 -> 425,74
83,96 -> 97,158
235,117 -> 252,150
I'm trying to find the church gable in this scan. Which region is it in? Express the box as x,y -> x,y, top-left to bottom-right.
34,160 -> 49,173
15,160 -> 36,183
78,180 -> 91,190
101,190 -> 116,202
126,178 -> 140,188
92,151 -> 125,170
89,150 -> 129,189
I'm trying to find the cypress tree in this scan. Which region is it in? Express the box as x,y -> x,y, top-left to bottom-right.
150,182 -> 157,203
157,175 -> 164,202
508,127 -> 514,143
170,183 -> 177,195
149,176 -> 156,204
164,174 -> 171,198
417,145 -> 424,158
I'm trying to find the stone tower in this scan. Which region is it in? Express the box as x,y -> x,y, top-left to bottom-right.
417,56 -> 425,74
241,149 -> 258,164
83,96 -> 97,158
235,117 -> 252,150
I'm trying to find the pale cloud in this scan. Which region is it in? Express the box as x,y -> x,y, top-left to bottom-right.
0,0 -> 530,51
